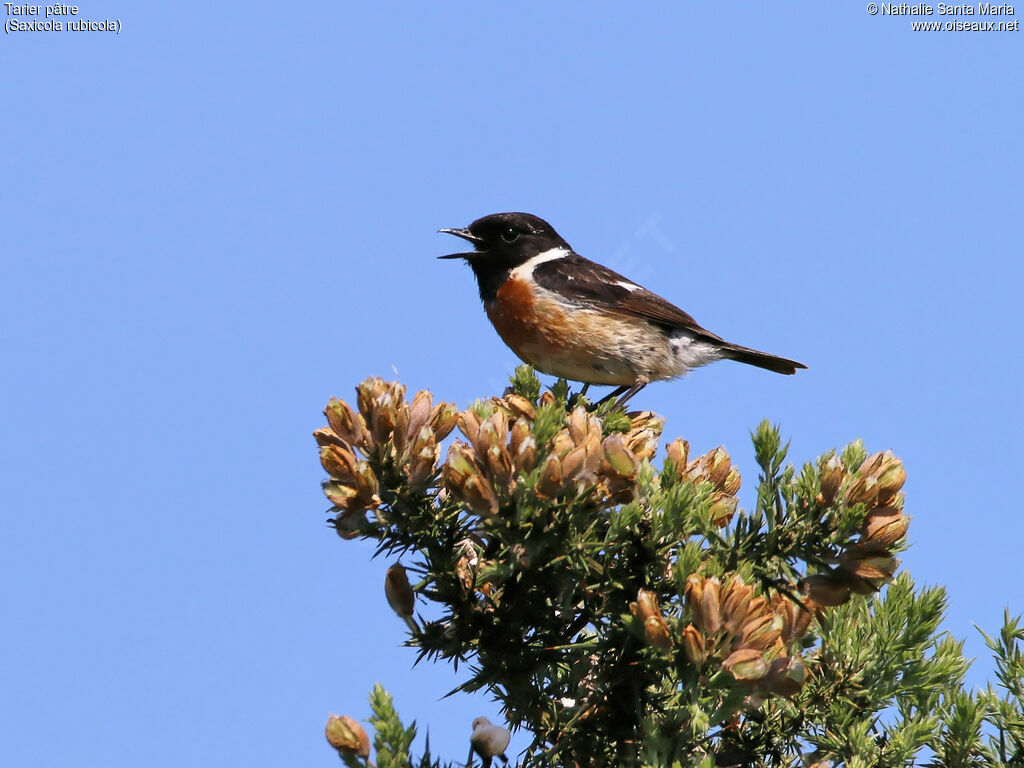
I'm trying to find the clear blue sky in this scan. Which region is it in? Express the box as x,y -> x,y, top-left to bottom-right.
2,2 -> 1021,765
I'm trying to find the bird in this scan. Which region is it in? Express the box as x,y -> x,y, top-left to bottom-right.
468,716 -> 510,768
439,212 -> 805,406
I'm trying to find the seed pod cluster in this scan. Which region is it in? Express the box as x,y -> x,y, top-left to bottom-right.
630,588 -> 673,652
316,378 -> 457,537
666,439 -> 742,527
442,404 -> 662,514
806,450 -> 910,603
684,574 -> 808,698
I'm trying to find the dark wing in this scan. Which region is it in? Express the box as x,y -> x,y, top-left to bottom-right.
532,253 -> 726,343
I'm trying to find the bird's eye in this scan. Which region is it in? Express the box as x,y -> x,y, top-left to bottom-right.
500,226 -> 520,243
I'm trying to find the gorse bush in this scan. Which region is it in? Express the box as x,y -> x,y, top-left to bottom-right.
318,366 -> 1023,768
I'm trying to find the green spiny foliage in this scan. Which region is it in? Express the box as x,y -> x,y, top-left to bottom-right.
318,367 -> 1023,768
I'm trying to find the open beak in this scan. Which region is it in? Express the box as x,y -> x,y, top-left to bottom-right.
438,227 -> 484,259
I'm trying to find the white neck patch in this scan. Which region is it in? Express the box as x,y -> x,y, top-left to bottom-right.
509,247 -> 570,281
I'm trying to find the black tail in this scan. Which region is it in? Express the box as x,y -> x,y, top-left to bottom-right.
723,343 -> 807,375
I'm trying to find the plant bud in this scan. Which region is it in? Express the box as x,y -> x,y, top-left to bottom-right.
510,417 -> 531,455
349,461 -> 379,506
723,578 -> 755,635
682,624 -> 705,664
568,406 -> 590,445
739,613 -> 783,652
819,454 -> 845,506
645,615 -> 673,651
684,575 -> 705,626
552,428 -> 575,459
474,414 -> 500,454
457,410 -> 482,446
633,588 -> 660,621
788,598 -> 816,641
385,563 -> 419,633
858,451 -> 888,477
369,391 -> 402,449
535,453 -> 564,498
487,410 -> 510,449
472,416 -> 499,460
324,397 -> 367,447
464,475 -> 501,516
625,412 -> 663,462
356,377 -> 387,422
323,481 -> 358,510
773,593 -> 816,644
405,391 -> 433,444
747,595 -> 769,615
840,552 -> 899,581
632,589 -> 672,651
503,393 -> 537,421
330,509 -> 366,540
721,467 -> 741,497
443,443 -> 499,514
560,444 -> 589,484
843,474 -> 879,508
875,458 -> 906,503
709,494 -> 738,527
862,508 -> 910,547
665,438 -> 690,476
325,471 -> 378,511
313,427 -> 345,448
539,391 -> 557,407
325,713 -> 371,759
404,426 -> 439,486
722,648 -> 769,683
393,401 -> 412,457
484,443 -> 514,491
625,429 -> 659,462
628,410 -> 666,436
701,577 -> 723,634
514,435 -> 537,474
580,431 -> 603,481
703,447 -> 732,489
320,442 -> 360,482
763,655 -> 806,697
428,401 -> 459,440
443,441 -> 479,485
363,382 -> 407,449
801,574 -> 851,607
601,433 -> 639,478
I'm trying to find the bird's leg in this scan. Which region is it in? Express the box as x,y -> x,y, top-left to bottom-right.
595,385 -> 630,407
596,378 -> 648,409
617,378 -> 648,408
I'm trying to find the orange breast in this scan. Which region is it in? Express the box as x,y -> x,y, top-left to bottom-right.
484,278 -> 572,357
484,277 -> 677,385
